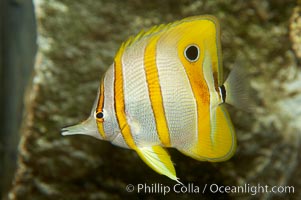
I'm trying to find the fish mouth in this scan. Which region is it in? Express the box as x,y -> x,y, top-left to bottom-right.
61,116 -> 102,139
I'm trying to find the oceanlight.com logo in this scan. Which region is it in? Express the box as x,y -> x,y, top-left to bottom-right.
125,183 -> 295,196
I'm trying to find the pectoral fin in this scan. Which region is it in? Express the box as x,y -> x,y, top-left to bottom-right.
136,146 -> 181,183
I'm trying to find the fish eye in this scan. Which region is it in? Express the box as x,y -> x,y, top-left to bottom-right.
184,44 -> 200,62
95,111 -> 104,119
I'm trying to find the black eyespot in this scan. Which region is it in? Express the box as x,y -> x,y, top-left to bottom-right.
184,45 -> 200,62
96,112 -> 104,119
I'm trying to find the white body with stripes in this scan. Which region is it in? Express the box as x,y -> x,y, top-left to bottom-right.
102,40 -> 197,150
62,15 -> 246,183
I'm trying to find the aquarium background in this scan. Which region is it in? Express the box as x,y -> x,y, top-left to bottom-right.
1,0 -> 301,199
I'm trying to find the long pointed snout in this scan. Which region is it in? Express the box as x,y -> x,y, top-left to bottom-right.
61,116 -> 102,139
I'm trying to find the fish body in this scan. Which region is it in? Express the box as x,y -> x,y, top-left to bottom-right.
62,15 -> 245,182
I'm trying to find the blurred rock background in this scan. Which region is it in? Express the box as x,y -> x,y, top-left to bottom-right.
1,0 -> 301,199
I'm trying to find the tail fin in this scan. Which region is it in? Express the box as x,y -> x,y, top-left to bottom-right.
223,64 -> 253,112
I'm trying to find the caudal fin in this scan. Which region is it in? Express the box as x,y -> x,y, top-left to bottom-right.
223,64 -> 253,112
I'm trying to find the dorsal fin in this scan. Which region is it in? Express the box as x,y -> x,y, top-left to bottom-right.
121,23 -> 173,50
116,15 -> 221,55
114,22 -> 174,59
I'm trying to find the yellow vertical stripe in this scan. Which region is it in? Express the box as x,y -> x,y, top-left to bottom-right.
114,44 -> 137,149
184,69 -> 211,156
144,36 -> 171,147
96,77 -> 106,139
175,19 -> 219,157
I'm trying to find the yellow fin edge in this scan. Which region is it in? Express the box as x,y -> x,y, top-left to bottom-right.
180,104 -> 236,162
136,146 -> 182,183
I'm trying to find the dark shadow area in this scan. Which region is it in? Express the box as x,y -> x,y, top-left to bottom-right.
0,0 -> 36,198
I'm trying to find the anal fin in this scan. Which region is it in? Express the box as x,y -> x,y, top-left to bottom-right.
209,104 -> 237,161
179,104 -> 236,162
